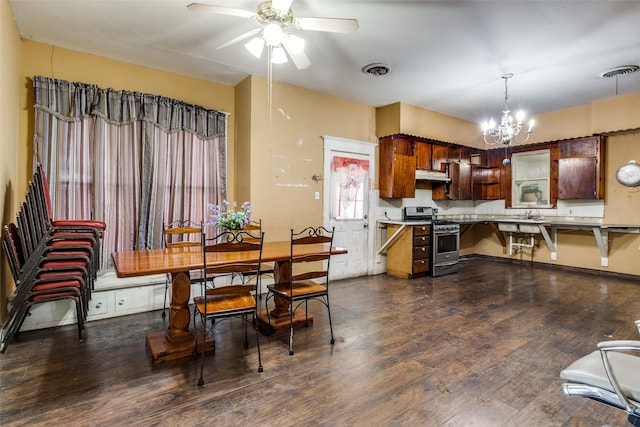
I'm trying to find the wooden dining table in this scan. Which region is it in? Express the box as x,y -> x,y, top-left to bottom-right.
112,241 -> 347,363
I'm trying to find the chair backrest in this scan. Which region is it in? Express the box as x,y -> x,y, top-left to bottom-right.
290,226 -> 334,284
163,220 -> 202,248
35,162 -> 54,221
2,224 -> 24,283
201,230 -> 263,286
242,220 -> 263,242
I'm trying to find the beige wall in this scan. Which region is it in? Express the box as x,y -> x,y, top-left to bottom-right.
376,102 -> 481,147
1,0 -> 21,319
245,75 -> 375,241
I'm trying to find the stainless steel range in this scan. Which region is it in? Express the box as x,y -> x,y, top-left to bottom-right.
430,220 -> 460,277
402,206 -> 460,277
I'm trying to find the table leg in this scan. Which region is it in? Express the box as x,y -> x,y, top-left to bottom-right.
146,270 -> 214,363
256,260 -> 313,334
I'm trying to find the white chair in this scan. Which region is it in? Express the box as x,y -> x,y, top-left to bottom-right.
560,320 -> 640,426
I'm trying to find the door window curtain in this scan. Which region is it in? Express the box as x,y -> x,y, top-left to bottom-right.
32,76 -> 227,268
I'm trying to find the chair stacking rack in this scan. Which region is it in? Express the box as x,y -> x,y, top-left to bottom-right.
194,229 -> 264,386
265,226 -> 335,356
560,320 -> 640,426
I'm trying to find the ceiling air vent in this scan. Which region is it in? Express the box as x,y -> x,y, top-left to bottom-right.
362,63 -> 391,76
601,65 -> 639,78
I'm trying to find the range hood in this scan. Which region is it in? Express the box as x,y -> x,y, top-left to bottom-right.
415,169 -> 451,182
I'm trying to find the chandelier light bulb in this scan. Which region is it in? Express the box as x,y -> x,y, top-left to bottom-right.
263,22 -> 284,46
516,111 -> 525,123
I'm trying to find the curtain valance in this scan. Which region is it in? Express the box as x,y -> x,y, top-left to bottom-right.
33,75 -> 227,140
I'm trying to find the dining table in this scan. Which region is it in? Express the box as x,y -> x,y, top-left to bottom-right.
112,241 -> 347,363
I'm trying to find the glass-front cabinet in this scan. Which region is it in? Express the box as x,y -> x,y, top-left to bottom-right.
511,149 -> 551,208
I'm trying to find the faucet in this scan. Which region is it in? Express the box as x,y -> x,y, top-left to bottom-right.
525,210 -> 532,219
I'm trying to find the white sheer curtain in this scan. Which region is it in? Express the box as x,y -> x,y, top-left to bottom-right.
32,76 -> 227,268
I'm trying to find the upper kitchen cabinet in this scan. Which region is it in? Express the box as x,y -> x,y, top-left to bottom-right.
431,143 -> 449,172
414,140 -> 432,170
557,136 -> 605,200
379,134 -> 417,198
472,150 -> 503,200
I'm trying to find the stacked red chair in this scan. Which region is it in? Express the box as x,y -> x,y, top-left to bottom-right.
0,165 -> 106,353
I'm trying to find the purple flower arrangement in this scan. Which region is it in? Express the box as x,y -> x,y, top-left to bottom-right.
207,200 -> 253,230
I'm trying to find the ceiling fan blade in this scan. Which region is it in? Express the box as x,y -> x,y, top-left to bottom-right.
217,28 -> 262,50
186,3 -> 256,19
282,39 -> 311,70
271,0 -> 293,13
294,17 -> 359,33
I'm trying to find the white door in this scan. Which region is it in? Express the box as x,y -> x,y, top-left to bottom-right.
322,136 -> 376,280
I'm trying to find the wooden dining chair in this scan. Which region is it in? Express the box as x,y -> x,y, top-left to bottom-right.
161,220 -> 202,318
236,219 -> 274,298
265,225 -> 335,355
194,229 -> 264,386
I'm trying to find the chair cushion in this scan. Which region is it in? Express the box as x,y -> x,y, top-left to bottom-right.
561,350 -> 640,402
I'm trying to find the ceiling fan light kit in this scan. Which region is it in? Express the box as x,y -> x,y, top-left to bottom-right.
271,46 -> 288,64
245,37 -> 265,58
482,73 -> 534,146
188,0 -> 358,70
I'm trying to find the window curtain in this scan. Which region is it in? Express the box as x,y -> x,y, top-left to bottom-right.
32,76 -> 227,268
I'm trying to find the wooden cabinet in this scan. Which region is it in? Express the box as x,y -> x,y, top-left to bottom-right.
472,165 -> 501,199
557,136 -> 605,200
432,162 -> 473,201
472,150 -> 503,200
449,162 -> 472,200
379,135 -> 416,198
414,141 -> 432,170
386,224 -> 430,278
431,144 -> 449,172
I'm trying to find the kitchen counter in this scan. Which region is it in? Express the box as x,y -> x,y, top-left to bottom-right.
377,220 -> 431,255
438,215 -> 639,266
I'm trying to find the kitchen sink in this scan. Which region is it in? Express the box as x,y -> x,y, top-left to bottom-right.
497,218 -> 547,234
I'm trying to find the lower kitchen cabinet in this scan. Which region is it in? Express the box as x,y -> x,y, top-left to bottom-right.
386,223 -> 430,278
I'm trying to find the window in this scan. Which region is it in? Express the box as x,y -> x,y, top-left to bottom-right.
330,155 -> 368,220
511,149 -> 551,208
33,76 -> 227,268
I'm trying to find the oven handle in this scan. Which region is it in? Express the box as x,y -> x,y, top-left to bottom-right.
432,229 -> 460,235
433,260 -> 459,267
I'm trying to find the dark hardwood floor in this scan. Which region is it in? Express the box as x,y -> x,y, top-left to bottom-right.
2,258 -> 640,426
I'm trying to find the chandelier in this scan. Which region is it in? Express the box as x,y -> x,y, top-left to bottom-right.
482,73 -> 534,146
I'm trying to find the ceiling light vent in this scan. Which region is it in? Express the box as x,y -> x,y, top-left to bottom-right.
363,63 -> 391,76
601,65 -> 639,78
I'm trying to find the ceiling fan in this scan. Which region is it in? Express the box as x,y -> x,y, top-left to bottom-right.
187,0 -> 359,70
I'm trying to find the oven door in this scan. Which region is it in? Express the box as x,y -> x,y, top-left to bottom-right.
432,229 -> 460,265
